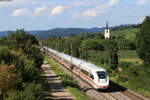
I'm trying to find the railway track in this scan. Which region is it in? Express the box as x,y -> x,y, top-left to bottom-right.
46,51 -> 149,100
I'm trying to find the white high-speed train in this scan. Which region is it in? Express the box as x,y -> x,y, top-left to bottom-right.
44,47 -> 109,89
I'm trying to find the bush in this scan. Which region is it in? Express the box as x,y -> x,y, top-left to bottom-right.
137,16 -> 150,66
6,83 -> 43,100
0,47 -> 18,65
119,61 -> 132,69
0,48 -> 41,83
0,65 -> 17,99
0,30 -> 44,99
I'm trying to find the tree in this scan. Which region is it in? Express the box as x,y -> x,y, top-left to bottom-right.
70,38 -> 81,58
105,40 -> 118,70
0,65 -> 18,99
6,29 -> 39,49
137,16 -> 150,66
0,30 -> 44,100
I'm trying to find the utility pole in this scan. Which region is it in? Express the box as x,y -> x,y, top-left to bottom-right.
70,42 -> 74,79
71,42 -> 73,69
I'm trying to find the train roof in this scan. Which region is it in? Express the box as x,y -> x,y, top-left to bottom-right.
47,47 -> 106,73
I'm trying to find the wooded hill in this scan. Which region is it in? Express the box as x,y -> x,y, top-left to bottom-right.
0,24 -> 139,38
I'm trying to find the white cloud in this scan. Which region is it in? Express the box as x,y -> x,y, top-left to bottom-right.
0,0 -> 26,6
50,6 -> 65,16
136,0 -> 147,5
33,6 -> 47,15
83,8 -> 103,17
81,0 -> 119,17
107,0 -> 119,7
12,8 -> 27,16
137,17 -> 145,23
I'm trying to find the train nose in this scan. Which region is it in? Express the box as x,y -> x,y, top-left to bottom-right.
99,79 -> 107,83
98,79 -> 109,88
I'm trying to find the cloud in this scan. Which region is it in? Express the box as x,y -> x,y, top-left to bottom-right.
81,0 -> 119,17
33,6 -> 47,15
136,0 -> 147,5
0,0 -> 26,6
83,8 -> 103,17
50,6 -> 65,16
12,8 -> 27,16
107,0 -> 119,7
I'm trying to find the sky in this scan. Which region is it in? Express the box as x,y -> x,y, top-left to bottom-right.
0,0 -> 150,31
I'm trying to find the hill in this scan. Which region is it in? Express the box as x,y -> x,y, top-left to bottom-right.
0,31 -> 13,37
0,28 -> 104,38
33,28 -> 104,38
0,24 -> 139,39
111,28 -> 139,40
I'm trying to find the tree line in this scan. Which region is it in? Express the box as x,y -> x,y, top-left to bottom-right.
0,29 -> 44,100
42,28 -> 136,71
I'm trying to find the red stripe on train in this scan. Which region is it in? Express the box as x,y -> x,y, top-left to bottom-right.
74,69 -> 109,88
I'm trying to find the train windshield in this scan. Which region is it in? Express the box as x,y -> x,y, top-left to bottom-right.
97,71 -> 106,79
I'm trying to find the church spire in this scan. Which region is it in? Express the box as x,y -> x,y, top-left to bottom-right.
106,22 -> 109,29
104,22 -> 110,39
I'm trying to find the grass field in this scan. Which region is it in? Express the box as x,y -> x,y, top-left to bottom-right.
118,50 -> 139,58
45,56 -> 91,100
111,28 -> 139,40
87,50 -> 142,67
118,50 -> 143,64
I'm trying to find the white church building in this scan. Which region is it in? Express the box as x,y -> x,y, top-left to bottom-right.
104,22 -> 110,39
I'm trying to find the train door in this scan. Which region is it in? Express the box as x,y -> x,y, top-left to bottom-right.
89,73 -> 95,87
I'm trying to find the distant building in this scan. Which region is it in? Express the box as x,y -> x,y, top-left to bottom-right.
104,22 -> 110,39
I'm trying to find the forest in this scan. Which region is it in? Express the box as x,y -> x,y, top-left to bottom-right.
42,16 -> 150,97
0,30 -> 45,100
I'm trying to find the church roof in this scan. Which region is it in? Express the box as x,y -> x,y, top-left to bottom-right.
106,22 -> 109,29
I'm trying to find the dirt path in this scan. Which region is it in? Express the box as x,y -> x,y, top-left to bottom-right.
41,61 -> 74,100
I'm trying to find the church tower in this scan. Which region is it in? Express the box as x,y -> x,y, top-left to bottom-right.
104,22 -> 110,39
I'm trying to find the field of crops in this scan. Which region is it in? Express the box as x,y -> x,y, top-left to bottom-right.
87,50 -> 142,67
111,28 -> 139,39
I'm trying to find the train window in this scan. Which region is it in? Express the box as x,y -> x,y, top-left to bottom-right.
74,65 -> 79,70
81,69 -> 89,76
97,71 -> 105,79
89,74 -> 94,80
70,65 -> 74,70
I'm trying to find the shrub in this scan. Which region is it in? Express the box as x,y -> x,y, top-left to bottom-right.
0,65 -> 20,99
6,83 -> 43,100
119,61 -> 132,69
